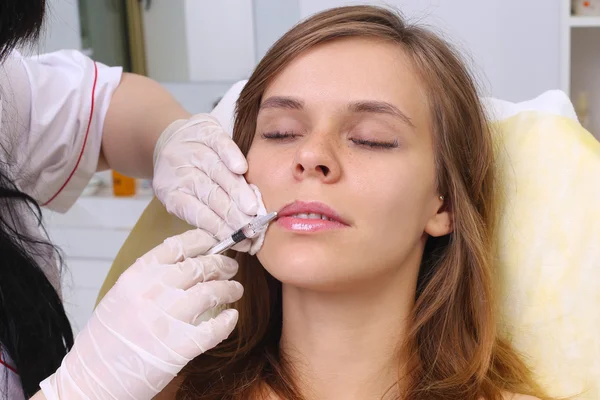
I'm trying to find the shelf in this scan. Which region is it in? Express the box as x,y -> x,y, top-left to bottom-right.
570,16 -> 600,27
43,195 -> 152,230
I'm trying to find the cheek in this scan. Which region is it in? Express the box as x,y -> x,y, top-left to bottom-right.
349,162 -> 438,272
357,171 -> 415,225
350,157 -> 438,235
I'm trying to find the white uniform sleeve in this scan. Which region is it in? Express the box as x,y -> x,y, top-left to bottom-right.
0,347 -> 25,400
0,50 -> 122,212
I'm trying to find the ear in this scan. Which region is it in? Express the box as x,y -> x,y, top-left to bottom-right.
425,196 -> 453,237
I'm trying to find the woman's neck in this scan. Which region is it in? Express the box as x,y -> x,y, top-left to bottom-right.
278,265 -> 419,400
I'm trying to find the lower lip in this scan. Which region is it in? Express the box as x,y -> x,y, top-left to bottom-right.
277,216 -> 347,232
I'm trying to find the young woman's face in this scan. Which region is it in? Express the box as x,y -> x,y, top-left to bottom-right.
246,38 -> 451,290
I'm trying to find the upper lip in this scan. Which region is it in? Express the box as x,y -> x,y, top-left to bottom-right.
277,201 -> 348,225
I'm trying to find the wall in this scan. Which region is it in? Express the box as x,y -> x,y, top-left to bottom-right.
254,0 -> 301,60
164,0 -> 562,110
33,0 -> 563,108
184,0 -> 256,82
142,0 -> 189,81
153,0 -> 301,114
79,0 -> 129,67
160,81 -> 242,114
299,0 -> 562,102
37,0 -> 82,53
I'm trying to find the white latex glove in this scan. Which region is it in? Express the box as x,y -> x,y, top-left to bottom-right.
153,113 -> 259,252
39,229 -> 243,400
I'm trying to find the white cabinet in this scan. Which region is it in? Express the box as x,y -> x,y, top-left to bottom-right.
43,196 -> 152,334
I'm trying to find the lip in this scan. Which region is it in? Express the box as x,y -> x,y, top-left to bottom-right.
276,201 -> 349,233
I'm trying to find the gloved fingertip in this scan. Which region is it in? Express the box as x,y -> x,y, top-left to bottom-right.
237,188 -> 260,214
229,159 -> 248,175
211,308 -> 239,333
219,145 -> 248,174
219,308 -> 239,324
240,200 -> 259,215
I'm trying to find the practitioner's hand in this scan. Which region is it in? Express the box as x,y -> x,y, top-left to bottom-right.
153,113 -> 259,251
39,229 -> 243,399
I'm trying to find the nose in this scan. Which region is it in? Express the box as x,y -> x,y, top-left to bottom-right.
292,131 -> 341,183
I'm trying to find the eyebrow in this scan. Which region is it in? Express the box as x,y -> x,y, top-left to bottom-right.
348,100 -> 415,128
260,96 -> 304,111
260,96 -> 415,128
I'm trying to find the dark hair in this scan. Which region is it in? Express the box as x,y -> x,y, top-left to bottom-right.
0,1 -> 75,398
0,0 -> 46,59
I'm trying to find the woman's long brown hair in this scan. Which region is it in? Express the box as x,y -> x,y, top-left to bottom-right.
177,6 -> 550,400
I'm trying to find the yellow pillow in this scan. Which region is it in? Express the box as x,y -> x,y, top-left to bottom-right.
98,88 -> 600,398
490,93 -> 600,399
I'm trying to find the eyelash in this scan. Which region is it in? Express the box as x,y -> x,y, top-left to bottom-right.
262,131 -> 298,140
351,138 -> 399,149
261,131 -> 399,149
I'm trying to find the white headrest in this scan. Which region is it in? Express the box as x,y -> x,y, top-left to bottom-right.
210,80 -> 248,136
482,90 -> 578,122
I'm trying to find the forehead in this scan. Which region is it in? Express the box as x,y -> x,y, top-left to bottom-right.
262,37 -> 428,116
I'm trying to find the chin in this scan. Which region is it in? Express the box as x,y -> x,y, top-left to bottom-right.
256,240 -> 365,291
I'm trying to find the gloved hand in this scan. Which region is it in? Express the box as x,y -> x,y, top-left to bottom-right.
153,113 -> 258,252
39,229 -> 243,400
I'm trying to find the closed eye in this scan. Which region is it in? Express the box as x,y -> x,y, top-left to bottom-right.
351,138 -> 399,149
261,131 -> 298,140
261,131 -> 398,149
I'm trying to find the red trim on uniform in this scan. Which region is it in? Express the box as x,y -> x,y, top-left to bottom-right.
42,61 -> 99,207
0,350 -> 18,375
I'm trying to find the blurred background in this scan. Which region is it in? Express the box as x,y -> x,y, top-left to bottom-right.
35,0 -> 599,333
